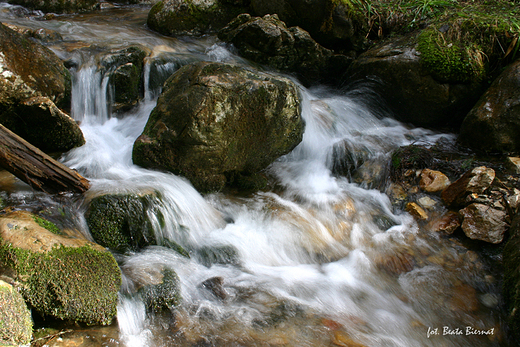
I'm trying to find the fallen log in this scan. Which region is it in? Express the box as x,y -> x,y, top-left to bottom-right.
0,124 -> 90,194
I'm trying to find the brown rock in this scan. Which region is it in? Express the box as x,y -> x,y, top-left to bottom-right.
332,331 -> 368,347
427,211 -> 461,235
419,168 -> 451,192
449,283 -> 479,312
405,202 -> 428,220
460,203 -> 507,244
441,166 -> 495,207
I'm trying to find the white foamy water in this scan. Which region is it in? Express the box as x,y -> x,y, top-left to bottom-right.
0,6 -> 504,346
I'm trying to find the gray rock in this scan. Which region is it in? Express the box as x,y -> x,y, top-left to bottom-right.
132,61 -> 303,192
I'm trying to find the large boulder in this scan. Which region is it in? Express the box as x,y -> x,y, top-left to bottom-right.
133,61 -> 303,192
0,210 -> 121,325
218,13 -> 351,86
0,280 -> 32,346
346,33 -> 486,129
147,0 -> 249,37
459,60 -> 520,153
0,24 -> 84,152
249,0 -> 367,52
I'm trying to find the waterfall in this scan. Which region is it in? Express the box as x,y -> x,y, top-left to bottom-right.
2,6 -> 503,346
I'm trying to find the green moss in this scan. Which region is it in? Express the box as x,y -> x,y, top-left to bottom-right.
139,268 -> 181,312
0,281 -> 32,346
86,193 -> 159,253
0,243 -> 121,325
32,215 -> 61,235
417,28 -> 485,83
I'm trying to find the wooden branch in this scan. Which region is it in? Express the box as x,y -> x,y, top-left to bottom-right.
0,124 -> 90,194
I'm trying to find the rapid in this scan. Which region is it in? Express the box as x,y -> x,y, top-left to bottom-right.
0,4 -> 506,346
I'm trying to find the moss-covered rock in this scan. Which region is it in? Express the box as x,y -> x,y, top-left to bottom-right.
0,210 -> 121,325
218,13 -> 352,86
250,0 -> 367,52
86,193 -> 160,253
147,0 -> 249,37
100,46 -> 148,113
197,244 -> 240,267
132,61 -> 303,192
0,280 -> 32,346
138,267 -> 181,312
346,33 -> 486,129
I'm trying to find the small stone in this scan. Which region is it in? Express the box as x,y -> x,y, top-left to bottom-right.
418,196 -> 437,209
200,276 -> 227,300
449,284 -> 479,312
460,203 -> 507,244
419,168 -> 451,192
405,202 -> 428,220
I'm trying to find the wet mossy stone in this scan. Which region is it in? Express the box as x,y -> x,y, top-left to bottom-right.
139,267 -> 181,312
86,193 -> 160,253
0,280 -> 32,346
101,46 -> 148,112
0,210 -> 121,325
132,61 -> 303,193
197,245 -> 240,267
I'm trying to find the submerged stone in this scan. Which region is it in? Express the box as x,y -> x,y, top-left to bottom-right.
139,267 -> 181,312
133,61 -> 304,192
0,210 -> 121,325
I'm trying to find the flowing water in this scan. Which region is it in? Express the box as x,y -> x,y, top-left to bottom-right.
0,4 -> 508,346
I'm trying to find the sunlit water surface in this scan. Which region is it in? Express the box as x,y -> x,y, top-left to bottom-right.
0,4 -> 506,347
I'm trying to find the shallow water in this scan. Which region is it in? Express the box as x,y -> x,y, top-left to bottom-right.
0,4 -> 508,346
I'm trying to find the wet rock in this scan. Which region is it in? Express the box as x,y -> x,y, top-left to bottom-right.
147,0 -> 248,37
419,168 -> 450,193
197,245 -> 240,267
441,166 -> 495,208
331,330 -> 368,347
139,267 -> 181,311
249,0 -> 367,52
15,96 -> 84,152
0,23 -> 84,153
405,202 -> 428,221
375,249 -> 415,275
427,211 -> 461,235
346,34 -> 485,129
0,210 -> 121,325
133,61 -> 303,192
85,193 -> 160,253
459,60 -> 520,153
449,283 -> 479,312
417,196 -> 437,209
218,14 -> 350,86
459,203 -> 507,244
3,23 -> 64,43
100,46 -> 148,112
7,0 -> 98,13
199,276 -> 227,300
0,280 -> 32,346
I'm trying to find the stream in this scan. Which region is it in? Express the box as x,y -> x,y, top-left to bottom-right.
0,3 -> 508,347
